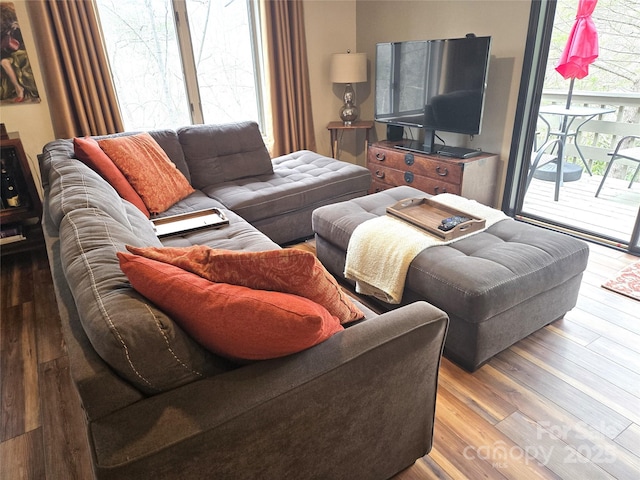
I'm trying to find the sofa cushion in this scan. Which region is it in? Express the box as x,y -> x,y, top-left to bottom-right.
118,252 -> 343,360
43,143 -> 146,229
82,129 -> 191,183
177,121 -> 273,188
98,132 -> 195,215
148,129 -> 191,183
125,245 -> 364,324
59,208 -> 230,394
73,137 -> 151,218
202,150 -> 372,224
156,203 -> 282,252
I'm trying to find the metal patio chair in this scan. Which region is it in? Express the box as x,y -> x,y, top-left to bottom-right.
595,135 -> 640,197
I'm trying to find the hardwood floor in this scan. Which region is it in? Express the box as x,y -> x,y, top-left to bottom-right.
1,241 -> 639,479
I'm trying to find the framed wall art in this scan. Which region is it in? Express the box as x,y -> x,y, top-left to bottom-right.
1,2 -> 40,104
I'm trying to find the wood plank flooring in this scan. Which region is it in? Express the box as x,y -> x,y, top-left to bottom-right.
1,240 -> 639,479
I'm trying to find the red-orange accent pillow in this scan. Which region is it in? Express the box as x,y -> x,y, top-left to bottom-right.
118,252 -> 343,360
125,245 -> 365,324
98,133 -> 194,215
73,137 -> 151,218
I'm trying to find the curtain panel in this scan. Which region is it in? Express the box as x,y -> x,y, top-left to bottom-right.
261,0 -> 315,156
27,0 -> 123,138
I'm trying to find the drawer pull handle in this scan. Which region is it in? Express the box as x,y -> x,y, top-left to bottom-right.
375,152 -> 386,162
375,170 -> 385,179
436,166 -> 448,176
404,154 -> 414,166
434,186 -> 448,194
404,172 -> 414,184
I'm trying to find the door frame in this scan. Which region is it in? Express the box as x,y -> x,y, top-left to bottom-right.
502,0 -> 556,217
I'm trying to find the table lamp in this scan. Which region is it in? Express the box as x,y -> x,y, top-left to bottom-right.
330,51 -> 367,125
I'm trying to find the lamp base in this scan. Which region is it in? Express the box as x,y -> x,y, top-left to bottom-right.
339,103 -> 359,125
339,83 -> 359,125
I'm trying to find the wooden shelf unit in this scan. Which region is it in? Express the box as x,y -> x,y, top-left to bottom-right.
1,133 -> 43,256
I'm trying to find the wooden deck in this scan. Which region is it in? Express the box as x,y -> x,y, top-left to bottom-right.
522,171 -> 639,245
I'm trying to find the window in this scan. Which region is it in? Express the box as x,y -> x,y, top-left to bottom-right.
95,0 -> 264,131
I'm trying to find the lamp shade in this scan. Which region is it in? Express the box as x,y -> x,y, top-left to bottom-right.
330,53 -> 367,84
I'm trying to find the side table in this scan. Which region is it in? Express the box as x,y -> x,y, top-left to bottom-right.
327,120 -> 374,159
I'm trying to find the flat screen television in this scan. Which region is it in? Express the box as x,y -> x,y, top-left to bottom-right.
374,35 -> 491,156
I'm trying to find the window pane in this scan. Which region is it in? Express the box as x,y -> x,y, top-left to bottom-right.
96,0 -> 191,130
185,0 -> 260,125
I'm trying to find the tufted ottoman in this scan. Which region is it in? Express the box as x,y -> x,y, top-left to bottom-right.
312,186 -> 590,371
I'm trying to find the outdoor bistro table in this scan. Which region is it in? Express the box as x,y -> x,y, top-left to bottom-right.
537,105 -> 615,201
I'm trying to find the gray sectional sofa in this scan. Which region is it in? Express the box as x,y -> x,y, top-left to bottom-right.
38,121 -> 449,479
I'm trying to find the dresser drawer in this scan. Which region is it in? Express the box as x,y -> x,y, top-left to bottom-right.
367,164 -> 460,196
369,178 -> 391,194
368,146 -> 463,184
367,141 -> 499,205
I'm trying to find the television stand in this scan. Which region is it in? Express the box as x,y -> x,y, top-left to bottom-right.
367,140 -> 499,206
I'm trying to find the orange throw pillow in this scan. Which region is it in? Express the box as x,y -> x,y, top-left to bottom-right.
98,132 -> 194,215
126,245 -> 365,324
73,137 -> 151,218
118,252 -> 343,360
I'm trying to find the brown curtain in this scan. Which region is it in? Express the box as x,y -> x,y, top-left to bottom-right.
27,0 -> 123,138
261,0 -> 315,156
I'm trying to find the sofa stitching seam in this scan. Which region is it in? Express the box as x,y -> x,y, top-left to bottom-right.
66,213 -> 157,390
145,303 -> 207,377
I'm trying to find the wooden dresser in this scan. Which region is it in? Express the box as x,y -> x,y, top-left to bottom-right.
367,140 -> 499,206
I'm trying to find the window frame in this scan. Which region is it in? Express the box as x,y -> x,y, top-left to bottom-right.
173,0 -> 266,130
96,0 -> 266,132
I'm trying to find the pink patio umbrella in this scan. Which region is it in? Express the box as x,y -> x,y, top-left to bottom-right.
543,0 -> 600,201
555,0 -> 599,109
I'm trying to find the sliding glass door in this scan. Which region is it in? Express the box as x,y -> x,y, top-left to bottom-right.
503,0 -> 640,255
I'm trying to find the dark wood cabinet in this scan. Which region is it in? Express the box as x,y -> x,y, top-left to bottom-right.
367,140 -> 500,206
1,133 -> 43,256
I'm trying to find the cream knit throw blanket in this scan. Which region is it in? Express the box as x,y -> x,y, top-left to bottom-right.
344,194 -> 509,304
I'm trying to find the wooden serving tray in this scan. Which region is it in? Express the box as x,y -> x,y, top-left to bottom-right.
386,197 -> 485,240
152,208 -> 229,237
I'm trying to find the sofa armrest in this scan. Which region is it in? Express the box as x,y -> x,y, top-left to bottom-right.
41,197 -> 146,419
90,301 -> 448,480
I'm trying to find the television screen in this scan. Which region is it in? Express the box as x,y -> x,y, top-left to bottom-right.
375,36 -> 491,137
